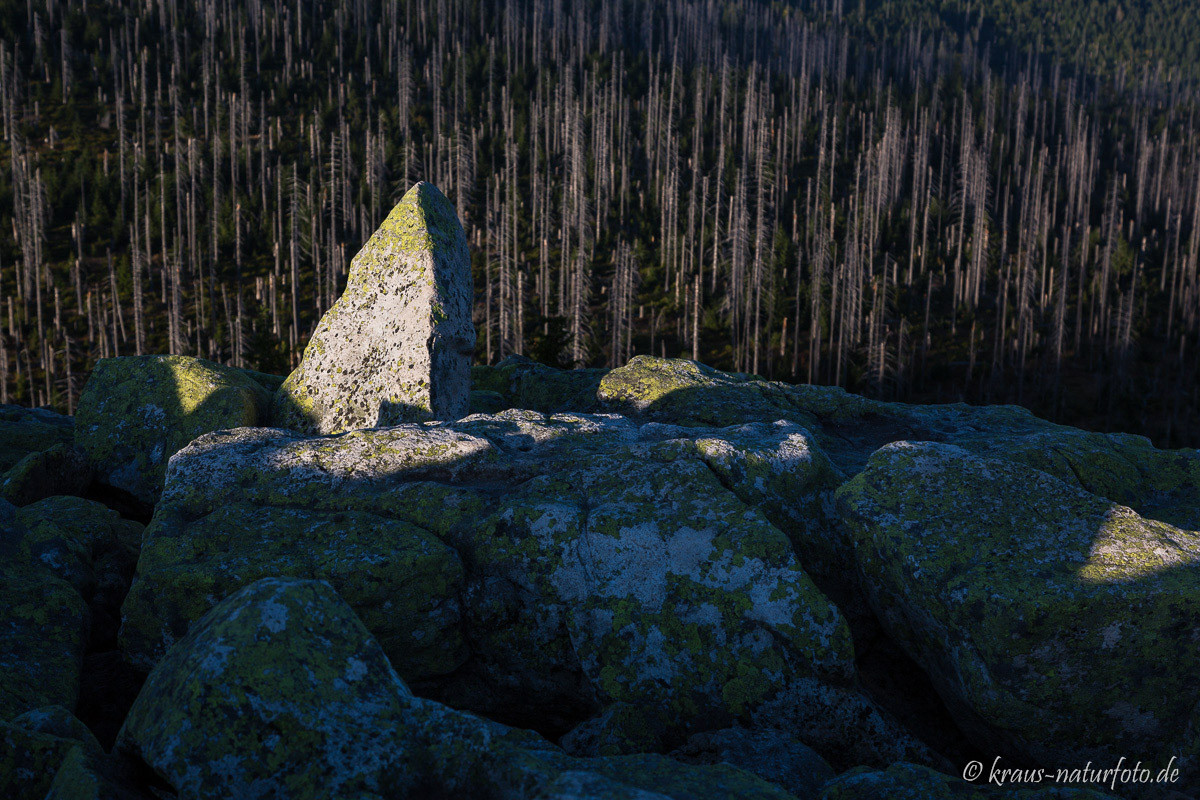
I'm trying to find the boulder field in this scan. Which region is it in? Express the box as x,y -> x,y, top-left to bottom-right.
0,352 -> 1195,799
3,187 -> 1198,798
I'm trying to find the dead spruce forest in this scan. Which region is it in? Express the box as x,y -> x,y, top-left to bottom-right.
3,0 -> 1200,446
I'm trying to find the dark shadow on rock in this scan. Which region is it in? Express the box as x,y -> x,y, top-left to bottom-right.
76,651 -> 147,752
83,482 -> 154,525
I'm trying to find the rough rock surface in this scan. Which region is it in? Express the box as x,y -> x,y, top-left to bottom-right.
1,442 -> 93,506
18,351 -> 1200,796
819,762 -> 1117,799
44,745 -> 151,800
272,182 -> 475,434
0,403 -> 74,472
472,354 -> 608,413
0,707 -> 102,800
670,726 -> 836,799
116,577 -> 431,797
1,497 -> 141,721
74,355 -> 271,504
838,441 -> 1200,790
117,576 -> 805,800
120,410 -> 927,769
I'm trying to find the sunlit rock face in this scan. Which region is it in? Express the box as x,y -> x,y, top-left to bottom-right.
271,182 -> 475,435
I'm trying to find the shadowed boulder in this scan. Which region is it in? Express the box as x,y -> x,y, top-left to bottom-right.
1,443 -> 92,506
0,404 -> 74,473
116,576 -> 811,800
837,441 -> 1200,794
272,181 -> 475,434
1,497 -> 141,721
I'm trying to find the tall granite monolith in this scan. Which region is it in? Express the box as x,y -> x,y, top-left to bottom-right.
272,182 -> 475,434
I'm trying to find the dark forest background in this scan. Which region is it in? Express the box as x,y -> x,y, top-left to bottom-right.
3,0 -> 1200,446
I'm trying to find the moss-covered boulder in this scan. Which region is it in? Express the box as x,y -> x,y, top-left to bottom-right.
116,577 -> 431,798
819,762 -> 1117,799
120,501 -> 468,679
837,441 -> 1200,790
597,356 -> 804,427
44,745 -> 151,800
1,442 -> 93,506
0,708 -> 102,800
0,404 -> 74,473
271,182 -> 475,435
117,576 -> 803,800
1,497 -> 140,721
120,410 -> 925,769
472,354 -> 607,413
74,355 -> 271,504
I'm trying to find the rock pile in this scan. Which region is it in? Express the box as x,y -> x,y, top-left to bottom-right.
1,183 -> 1195,799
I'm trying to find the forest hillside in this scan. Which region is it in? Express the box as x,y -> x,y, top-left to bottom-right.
2,0 -> 1200,445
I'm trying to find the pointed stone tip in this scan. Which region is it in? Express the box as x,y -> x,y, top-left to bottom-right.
381,181 -> 464,254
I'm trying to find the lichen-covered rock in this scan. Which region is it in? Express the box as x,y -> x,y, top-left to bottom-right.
119,500 -> 468,679
0,709 -> 101,800
8,706 -> 101,752
1,497 -> 141,720
121,411 -> 924,770
670,727 -> 836,799
44,745 -> 151,800
1,442 -> 93,506
462,440 -> 856,756
640,420 -> 850,602
837,441 -> 1200,790
0,404 -> 73,472
74,355 -> 271,504
118,576 -> 801,800
595,359 -> 1200,541
116,577 -> 429,798
0,564 -> 89,721
598,356 -> 805,427
272,182 -> 475,434
819,762 -> 1118,799
949,427 -> 1200,531
473,355 -> 607,413
18,496 -> 142,648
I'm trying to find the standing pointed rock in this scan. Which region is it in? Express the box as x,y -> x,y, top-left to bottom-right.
272,182 -> 475,434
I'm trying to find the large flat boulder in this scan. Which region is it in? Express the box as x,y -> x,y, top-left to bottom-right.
837,441 -> 1200,791
74,355 -> 271,504
271,181 -> 475,434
